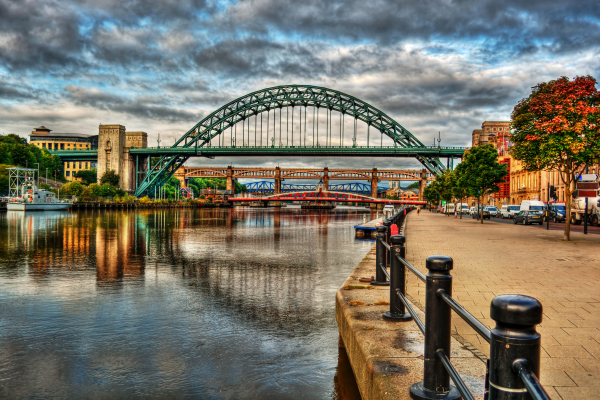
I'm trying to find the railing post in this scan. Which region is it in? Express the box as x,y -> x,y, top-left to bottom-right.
383,219 -> 392,268
488,295 -> 543,400
383,235 -> 412,321
371,225 -> 390,286
410,255 -> 460,400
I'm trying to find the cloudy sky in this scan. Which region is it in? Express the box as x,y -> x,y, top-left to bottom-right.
1,0 -> 599,174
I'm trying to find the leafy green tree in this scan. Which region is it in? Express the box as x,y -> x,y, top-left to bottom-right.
406,182 -> 419,190
452,162 -> 470,219
100,170 -> 120,186
10,144 -> 36,168
460,144 -> 508,223
422,183 -> 438,207
511,75 -> 600,240
62,181 -> 85,196
74,168 -> 98,185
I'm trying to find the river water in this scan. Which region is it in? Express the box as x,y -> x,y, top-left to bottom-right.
0,207 -> 374,399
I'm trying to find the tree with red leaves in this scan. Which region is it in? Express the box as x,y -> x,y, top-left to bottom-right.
511,76 -> 600,240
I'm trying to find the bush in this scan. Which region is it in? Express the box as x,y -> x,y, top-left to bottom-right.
62,181 -> 85,196
99,170 -> 120,186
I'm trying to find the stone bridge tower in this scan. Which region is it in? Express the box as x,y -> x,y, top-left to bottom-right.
98,124 -> 148,193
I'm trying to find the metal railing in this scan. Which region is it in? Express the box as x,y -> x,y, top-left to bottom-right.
373,209 -> 551,400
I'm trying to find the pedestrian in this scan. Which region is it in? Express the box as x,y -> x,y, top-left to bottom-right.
417,206 -> 420,215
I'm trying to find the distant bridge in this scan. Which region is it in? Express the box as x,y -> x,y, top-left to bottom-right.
244,181 -> 387,194
231,190 -> 426,205
174,166 -> 432,199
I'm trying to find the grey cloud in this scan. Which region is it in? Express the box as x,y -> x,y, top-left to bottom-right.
64,85 -> 202,123
217,0 -> 600,54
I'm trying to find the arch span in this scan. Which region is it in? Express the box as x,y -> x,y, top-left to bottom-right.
135,85 -> 450,197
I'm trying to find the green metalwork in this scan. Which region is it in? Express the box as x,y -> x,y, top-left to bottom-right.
49,85 -> 468,197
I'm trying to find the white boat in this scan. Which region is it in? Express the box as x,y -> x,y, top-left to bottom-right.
7,183 -> 72,212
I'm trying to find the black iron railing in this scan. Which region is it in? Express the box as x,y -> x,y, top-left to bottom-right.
373,208 -> 551,400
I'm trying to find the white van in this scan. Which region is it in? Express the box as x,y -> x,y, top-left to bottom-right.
500,205 -> 520,219
458,203 -> 469,214
443,203 -> 455,214
520,200 -> 545,213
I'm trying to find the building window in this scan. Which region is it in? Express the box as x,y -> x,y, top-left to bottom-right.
86,162 -> 88,168
79,162 -> 82,169
60,144 -> 64,150
66,171 -> 70,177
42,143 -> 46,148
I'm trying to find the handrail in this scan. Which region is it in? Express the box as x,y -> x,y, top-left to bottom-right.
395,254 -> 426,282
436,289 -> 492,343
379,263 -> 390,280
378,238 -> 391,251
395,289 -> 425,334
436,349 -> 475,400
513,359 -> 552,400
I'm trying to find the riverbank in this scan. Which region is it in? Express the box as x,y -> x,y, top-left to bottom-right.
336,215 -> 486,399
69,201 -> 232,209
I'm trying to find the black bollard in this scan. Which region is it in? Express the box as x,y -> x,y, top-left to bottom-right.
410,255 -> 460,400
383,219 -> 393,269
371,225 -> 390,286
488,295 -> 543,400
383,235 -> 412,321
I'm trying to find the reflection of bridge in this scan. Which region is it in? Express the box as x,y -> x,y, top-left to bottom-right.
244,181 -> 386,194
231,190 -> 426,205
49,85 -> 466,198
174,166 -> 433,199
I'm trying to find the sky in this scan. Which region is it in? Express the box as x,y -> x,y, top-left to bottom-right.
1,0 -> 599,177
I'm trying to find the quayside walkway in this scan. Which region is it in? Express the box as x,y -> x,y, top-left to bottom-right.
404,211 -> 600,400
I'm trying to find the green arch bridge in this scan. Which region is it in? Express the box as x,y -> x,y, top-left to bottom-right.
50,85 -> 467,197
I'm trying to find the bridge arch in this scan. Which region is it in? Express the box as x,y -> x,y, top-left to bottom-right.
135,85 -> 448,197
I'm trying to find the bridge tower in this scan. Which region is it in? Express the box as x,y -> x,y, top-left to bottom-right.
323,167 -> 329,190
174,168 -> 187,189
226,166 -> 233,192
274,167 -> 281,194
371,168 -> 378,198
419,169 -> 428,201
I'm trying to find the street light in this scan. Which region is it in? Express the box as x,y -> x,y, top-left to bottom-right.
34,163 -> 39,187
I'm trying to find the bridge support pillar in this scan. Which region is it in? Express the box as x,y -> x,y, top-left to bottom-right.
323,167 -> 329,190
274,167 -> 281,194
226,166 -> 233,193
371,168 -> 378,198
174,167 -> 187,188
419,170 -> 427,201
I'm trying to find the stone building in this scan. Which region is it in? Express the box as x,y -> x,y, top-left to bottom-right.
97,124 -> 148,193
29,126 -> 98,181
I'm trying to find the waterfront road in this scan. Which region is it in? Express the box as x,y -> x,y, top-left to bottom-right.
461,214 -> 600,235
405,211 -> 600,400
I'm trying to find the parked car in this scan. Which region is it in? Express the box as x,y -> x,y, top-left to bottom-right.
513,210 -> 544,225
486,206 -> 499,217
547,204 -> 566,222
500,205 -> 521,219
468,206 -> 476,216
473,206 -> 491,220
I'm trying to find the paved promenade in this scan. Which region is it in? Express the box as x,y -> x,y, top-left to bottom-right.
404,211 -> 600,400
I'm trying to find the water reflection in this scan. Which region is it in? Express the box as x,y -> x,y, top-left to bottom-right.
0,207 -> 370,399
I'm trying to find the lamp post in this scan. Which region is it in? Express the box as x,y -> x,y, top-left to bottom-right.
34,163 -> 40,187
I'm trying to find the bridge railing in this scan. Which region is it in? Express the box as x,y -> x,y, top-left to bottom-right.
372,209 -> 551,400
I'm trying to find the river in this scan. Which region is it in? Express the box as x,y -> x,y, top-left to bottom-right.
0,207 -> 374,399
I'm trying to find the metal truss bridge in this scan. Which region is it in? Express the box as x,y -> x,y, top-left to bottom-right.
49,85 -> 467,197
231,191 -> 426,205
243,181 -> 386,194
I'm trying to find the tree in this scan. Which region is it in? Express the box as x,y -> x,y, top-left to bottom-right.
100,170 -> 120,186
431,170 -> 454,216
10,144 -> 36,168
406,182 -> 419,190
452,162 -> 470,219
422,183 -> 438,207
62,181 -> 85,196
74,168 -> 98,185
511,75 -> 600,240
460,144 -> 508,223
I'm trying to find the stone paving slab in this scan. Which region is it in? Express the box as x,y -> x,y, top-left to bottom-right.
404,211 -> 600,400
